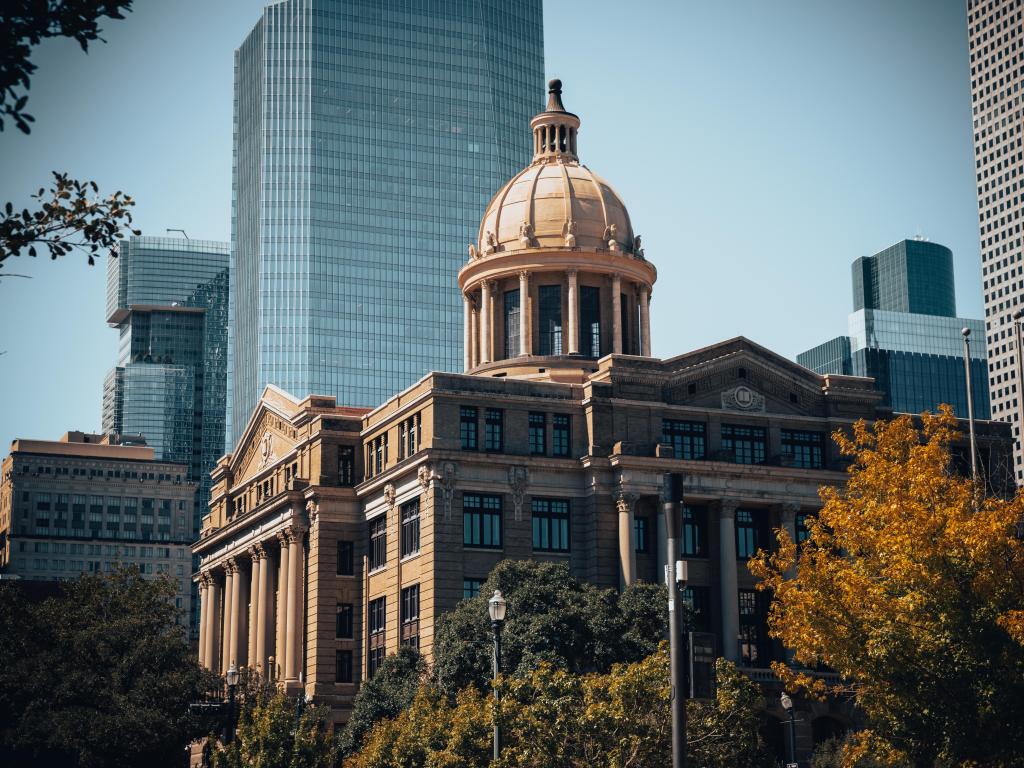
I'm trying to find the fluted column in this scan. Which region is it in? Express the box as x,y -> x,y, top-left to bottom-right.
197,579 -> 208,667
469,299 -> 479,369
463,294 -> 472,371
480,281 -> 492,364
275,532 -> 290,681
206,572 -> 221,672
616,491 -> 638,589
611,274 -> 623,354
718,501 -> 740,662
255,544 -> 271,675
247,549 -> 260,667
285,527 -> 305,682
221,563 -> 235,673
229,558 -> 245,668
567,269 -> 579,354
519,270 -> 530,356
639,286 -> 651,356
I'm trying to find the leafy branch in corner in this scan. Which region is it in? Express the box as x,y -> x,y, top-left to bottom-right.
1,1 -> 134,134
0,171 -> 140,266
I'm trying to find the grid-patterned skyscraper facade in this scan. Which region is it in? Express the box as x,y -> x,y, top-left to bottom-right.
969,0 -> 1024,481
227,0 -> 544,447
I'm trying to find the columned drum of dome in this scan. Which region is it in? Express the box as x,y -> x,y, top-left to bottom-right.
458,80 -> 657,382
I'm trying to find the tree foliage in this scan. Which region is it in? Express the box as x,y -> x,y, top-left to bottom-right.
0,567 -> 219,768
1,0 -> 133,134
345,648 -> 773,768
338,645 -> 424,755
431,559 -> 668,698
750,408 -> 1024,767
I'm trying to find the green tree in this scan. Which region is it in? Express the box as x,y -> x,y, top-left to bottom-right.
431,560 -> 668,697
338,645 -> 424,755
0,1 -> 139,269
0,567 -> 219,768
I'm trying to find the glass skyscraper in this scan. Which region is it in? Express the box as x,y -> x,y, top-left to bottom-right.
103,236 -> 230,635
227,0 -> 544,447
798,239 -> 990,419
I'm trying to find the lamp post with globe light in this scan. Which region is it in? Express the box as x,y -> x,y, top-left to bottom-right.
223,663 -> 239,744
780,692 -> 797,767
488,590 -> 507,760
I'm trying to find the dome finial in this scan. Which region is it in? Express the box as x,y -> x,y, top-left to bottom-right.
546,78 -> 566,112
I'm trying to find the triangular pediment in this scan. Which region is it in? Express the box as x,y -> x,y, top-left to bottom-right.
230,385 -> 303,484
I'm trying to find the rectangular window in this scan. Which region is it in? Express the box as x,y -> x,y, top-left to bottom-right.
504,289 -> 521,358
368,596 -> 386,676
735,509 -> 763,559
463,493 -> 503,549
369,517 -> 387,571
682,585 -> 711,632
460,406 -> 478,451
634,516 -> 648,553
538,285 -> 563,355
721,424 -> 767,465
532,498 -> 570,552
400,500 -> 420,558
400,584 -> 420,649
552,414 -> 570,457
579,285 -> 601,358
337,540 -> 354,576
336,650 -> 353,684
682,505 -> 708,557
406,412 -> 420,458
484,408 -> 504,452
781,429 -> 825,469
662,420 -> 707,460
338,446 -> 355,487
738,588 -> 769,667
463,578 -> 483,599
795,512 -> 813,547
529,412 -> 546,455
336,603 -> 354,639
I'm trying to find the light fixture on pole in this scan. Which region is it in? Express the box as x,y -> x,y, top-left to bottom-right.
488,589 -> 507,761
224,662 -> 239,744
780,692 -> 797,767
663,473 -> 687,768
961,327 -> 979,483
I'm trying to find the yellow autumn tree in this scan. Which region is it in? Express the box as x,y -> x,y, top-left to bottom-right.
750,408 -> 1024,767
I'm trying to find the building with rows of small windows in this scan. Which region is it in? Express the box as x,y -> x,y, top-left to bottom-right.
0,431 -> 197,623
194,82 -> 1013,758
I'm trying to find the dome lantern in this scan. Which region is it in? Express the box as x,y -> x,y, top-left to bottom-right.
531,79 -> 581,163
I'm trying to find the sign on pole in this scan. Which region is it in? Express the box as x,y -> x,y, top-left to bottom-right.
688,631 -> 717,701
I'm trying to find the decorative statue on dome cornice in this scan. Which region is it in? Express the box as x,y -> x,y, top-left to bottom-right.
633,235 -> 644,260
603,224 -> 618,251
467,243 -> 478,261
564,219 -> 577,248
519,221 -> 534,248
485,231 -> 498,254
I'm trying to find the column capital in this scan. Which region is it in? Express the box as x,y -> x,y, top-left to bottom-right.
225,557 -> 240,575
249,542 -> 267,561
199,570 -> 214,588
615,489 -> 639,514
779,502 -> 800,524
518,269 -> 529,281
718,499 -> 740,519
566,267 -> 578,278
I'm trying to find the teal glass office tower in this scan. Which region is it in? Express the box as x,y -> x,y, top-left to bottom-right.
798,239 -> 989,419
103,236 -> 230,634
228,0 -> 545,447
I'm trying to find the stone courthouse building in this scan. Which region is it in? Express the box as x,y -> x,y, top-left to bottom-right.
194,82 -> 1012,747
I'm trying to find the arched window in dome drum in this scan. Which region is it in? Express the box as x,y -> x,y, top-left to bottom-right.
539,285 -> 563,355
504,289 -> 520,358
580,286 -> 601,358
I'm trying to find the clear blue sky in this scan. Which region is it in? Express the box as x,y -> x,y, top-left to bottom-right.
0,0 -> 979,450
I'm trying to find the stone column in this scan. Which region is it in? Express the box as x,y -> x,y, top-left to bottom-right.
463,293 -> 472,371
780,503 -> 800,577
285,527 -> 304,682
616,491 -> 638,589
247,549 -> 260,667
229,558 -> 245,668
718,501 -> 740,662
197,579 -> 208,667
255,544 -> 271,676
567,269 -> 579,354
275,532 -> 290,681
469,299 -> 479,369
221,563 -> 235,673
204,573 -> 220,671
639,286 -> 651,356
480,281 -> 492,364
519,270 -> 530,356
611,274 -> 623,354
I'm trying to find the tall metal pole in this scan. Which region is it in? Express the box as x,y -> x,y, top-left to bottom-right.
663,473 -> 686,768
492,621 -> 502,761
787,709 -> 797,765
962,327 -> 979,482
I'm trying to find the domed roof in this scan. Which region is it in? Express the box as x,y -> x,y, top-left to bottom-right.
475,80 -> 638,257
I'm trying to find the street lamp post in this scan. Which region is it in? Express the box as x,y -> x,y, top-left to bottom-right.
663,473 -> 687,768
780,692 -> 797,767
223,663 -> 239,744
488,590 -> 507,761
962,327 -> 979,483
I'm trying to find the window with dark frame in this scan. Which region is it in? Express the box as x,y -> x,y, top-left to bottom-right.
484,408 -> 504,452
400,500 -> 420,558
579,285 -> 601,358
538,285 -> 563,355
532,498 -> 570,552
460,406 -> 478,450
338,446 -> 355,486
682,505 -> 707,557
634,516 -> 648,553
795,512 -> 813,548
400,584 -> 420,649
738,588 -> 770,667
368,597 -> 386,676
552,414 -> 570,457
336,603 -> 354,638
504,289 -> 521,358
529,412 -> 546,455
721,424 -> 767,465
337,540 -> 354,576
463,493 -> 503,549
335,650 -> 353,683
735,509 -> 762,559
369,516 -> 387,571
781,429 -> 825,469
682,585 -> 710,632
662,419 -> 706,460
463,578 -> 483,599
